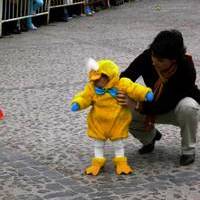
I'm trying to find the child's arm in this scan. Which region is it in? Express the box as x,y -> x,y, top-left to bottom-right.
145,91 -> 154,102
119,78 -> 153,102
71,102 -> 80,111
70,83 -> 94,111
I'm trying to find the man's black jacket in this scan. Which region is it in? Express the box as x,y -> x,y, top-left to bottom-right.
120,49 -> 200,114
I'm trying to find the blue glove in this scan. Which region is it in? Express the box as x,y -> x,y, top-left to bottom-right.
145,92 -> 154,102
71,102 -> 80,112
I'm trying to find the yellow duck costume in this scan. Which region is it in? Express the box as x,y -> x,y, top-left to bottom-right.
71,58 -> 152,175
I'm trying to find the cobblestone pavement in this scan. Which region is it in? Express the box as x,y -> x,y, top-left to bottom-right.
0,0 -> 200,199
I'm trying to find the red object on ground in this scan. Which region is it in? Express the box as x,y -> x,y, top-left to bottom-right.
0,109 -> 4,120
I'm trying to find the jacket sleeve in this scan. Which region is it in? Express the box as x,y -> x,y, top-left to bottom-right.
119,78 -> 152,102
70,83 -> 93,110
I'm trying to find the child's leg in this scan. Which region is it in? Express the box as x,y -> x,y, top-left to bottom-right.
112,139 -> 133,175
113,139 -> 125,157
94,140 -> 105,158
85,140 -> 106,176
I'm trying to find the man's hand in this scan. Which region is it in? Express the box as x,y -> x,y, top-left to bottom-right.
116,90 -> 137,111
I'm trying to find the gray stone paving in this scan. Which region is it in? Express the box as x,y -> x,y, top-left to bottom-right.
0,0 -> 200,199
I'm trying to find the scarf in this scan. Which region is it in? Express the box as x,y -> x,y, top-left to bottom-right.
144,62 -> 177,131
153,62 -> 177,101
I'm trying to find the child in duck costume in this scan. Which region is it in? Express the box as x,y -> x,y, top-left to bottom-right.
70,58 -> 154,175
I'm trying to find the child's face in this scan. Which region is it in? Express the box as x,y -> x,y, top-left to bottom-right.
94,74 -> 109,88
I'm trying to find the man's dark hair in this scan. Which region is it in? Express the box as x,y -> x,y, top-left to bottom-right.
149,29 -> 186,61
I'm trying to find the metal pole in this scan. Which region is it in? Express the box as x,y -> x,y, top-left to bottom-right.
47,0 -> 51,24
0,0 -> 3,37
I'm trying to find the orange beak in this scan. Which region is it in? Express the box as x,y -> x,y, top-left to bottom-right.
89,70 -> 101,81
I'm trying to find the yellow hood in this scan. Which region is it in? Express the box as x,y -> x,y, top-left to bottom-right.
89,59 -> 120,88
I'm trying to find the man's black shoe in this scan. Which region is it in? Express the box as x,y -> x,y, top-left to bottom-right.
180,154 -> 195,166
139,130 -> 162,154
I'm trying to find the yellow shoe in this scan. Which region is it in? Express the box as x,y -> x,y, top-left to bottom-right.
85,157 -> 106,176
113,157 -> 133,175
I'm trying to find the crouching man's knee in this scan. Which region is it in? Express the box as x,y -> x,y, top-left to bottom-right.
175,97 -> 200,124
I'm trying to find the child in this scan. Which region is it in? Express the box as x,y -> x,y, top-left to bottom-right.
70,58 -> 154,175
